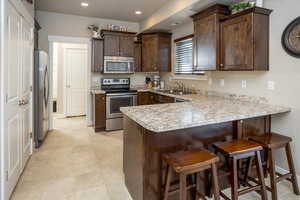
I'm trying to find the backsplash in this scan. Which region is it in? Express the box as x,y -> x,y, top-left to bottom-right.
91,72 -> 159,89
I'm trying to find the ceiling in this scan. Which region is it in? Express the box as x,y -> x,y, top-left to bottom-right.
36,0 -> 171,22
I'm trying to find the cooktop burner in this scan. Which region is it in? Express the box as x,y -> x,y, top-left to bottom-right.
101,78 -> 137,94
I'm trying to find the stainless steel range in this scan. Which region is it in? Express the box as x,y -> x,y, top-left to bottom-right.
101,78 -> 137,131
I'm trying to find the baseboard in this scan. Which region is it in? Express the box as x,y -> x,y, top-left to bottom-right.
276,165 -> 300,183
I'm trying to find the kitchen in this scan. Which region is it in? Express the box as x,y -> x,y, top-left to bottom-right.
1,0 -> 300,200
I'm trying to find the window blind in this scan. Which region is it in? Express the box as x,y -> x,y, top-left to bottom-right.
175,37 -> 204,75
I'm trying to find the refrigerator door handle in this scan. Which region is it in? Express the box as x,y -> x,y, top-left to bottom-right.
43,66 -> 50,107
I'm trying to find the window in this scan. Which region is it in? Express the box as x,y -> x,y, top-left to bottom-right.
174,35 -> 204,75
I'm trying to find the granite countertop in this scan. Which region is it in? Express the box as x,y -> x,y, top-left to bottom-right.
120,92 -> 291,133
90,89 -> 106,94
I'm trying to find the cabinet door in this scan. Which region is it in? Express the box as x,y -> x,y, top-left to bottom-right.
95,94 -> 106,131
91,39 -> 103,72
119,35 -> 134,57
138,92 -> 149,105
194,14 -> 218,70
104,35 -> 120,56
157,35 -> 171,72
134,42 -> 142,72
220,13 -> 253,70
142,35 -> 157,72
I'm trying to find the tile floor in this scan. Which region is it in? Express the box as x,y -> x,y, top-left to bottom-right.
11,117 -> 300,200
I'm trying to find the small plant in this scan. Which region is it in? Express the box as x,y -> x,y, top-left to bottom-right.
229,1 -> 256,14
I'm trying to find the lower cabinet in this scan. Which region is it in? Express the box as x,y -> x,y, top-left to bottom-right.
94,94 -> 106,131
138,92 -> 175,105
138,92 -> 150,105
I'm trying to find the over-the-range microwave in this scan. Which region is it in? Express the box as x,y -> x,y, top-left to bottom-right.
103,56 -> 134,74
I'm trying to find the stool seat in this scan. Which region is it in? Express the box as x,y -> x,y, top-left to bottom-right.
250,132 -> 292,148
213,139 -> 263,156
247,132 -> 300,200
214,139 -> 267,200
163,149 -> 219,173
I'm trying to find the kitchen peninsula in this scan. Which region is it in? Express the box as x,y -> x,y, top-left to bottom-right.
120,92 -> 290,200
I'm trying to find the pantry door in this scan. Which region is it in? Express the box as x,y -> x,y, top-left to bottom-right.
64,44 -> 88,117
20,18 -> 33,169
4,3 -> 23,198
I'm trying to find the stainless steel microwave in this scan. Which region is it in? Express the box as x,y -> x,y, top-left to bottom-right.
103,56 -> 134,74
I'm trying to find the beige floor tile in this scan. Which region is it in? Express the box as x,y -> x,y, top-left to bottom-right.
11,116 -> 298,200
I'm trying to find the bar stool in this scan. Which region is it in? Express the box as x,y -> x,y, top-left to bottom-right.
213,139 -> 268,200
162,149 -> 220,200
248,132 -> 300,200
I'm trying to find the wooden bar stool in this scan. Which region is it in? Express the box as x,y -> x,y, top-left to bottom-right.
213,139 -> 268,200
162,149 -> 220,200
248,132 -> 300,200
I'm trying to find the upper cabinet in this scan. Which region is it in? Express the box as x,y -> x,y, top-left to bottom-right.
91,38 -> 104,72
140,33 -> 172,72
134,42 -> 142,72
192,5 -> 272,71
192,5 -> 229,71
220,7 -> 272,70
101,30 -> 136,57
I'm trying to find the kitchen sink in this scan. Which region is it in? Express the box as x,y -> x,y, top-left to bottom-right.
158,89 -> 193,96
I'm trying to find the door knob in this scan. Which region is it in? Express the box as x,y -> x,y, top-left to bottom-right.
18,100 -> 25,106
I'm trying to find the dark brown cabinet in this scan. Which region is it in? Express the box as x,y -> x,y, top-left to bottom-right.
101,30 -> 136,57
91,39 -> 104,72
138,92 -> 150,105
192,5 -> 272,71
134,42 -> 142,72
119,35 -> 135,57
138,92 -> 175,105
141,33 -> 172,72
192,5 -> 229,71
94,94 -> 106,131
220,8 -> 272,71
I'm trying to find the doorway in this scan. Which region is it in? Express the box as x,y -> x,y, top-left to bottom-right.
48,36 -> 92,131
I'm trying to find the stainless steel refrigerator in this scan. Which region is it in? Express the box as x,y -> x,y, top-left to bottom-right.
33,50 -> 50,148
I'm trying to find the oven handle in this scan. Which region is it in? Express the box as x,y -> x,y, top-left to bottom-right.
106,93 -> 137,97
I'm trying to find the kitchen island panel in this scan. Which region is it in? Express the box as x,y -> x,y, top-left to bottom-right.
123,115 -> 271,200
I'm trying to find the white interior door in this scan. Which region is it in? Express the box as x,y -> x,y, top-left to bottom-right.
64,45 -> 87,117
4,3 -> 22,197
20,18 -> 33,168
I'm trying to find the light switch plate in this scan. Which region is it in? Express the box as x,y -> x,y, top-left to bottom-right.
208,78 -> 213,85
268,81 -> 275,90
220,79 -> 225,87
242,80 -> 247,88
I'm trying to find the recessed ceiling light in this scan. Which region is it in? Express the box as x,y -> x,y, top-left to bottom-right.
81,2 -> 89,7
135,10 -> 142,15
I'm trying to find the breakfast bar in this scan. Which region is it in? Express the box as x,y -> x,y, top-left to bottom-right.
120,93 -> 290,200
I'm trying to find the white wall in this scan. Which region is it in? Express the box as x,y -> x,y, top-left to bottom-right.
36,11 -> 140,53
162,0 -> 300,174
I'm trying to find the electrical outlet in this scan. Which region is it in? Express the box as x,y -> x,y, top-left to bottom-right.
208,78 -> 213,85
241,80 -> 247,88
220,79 -> 225,87
268,81 -> 275,90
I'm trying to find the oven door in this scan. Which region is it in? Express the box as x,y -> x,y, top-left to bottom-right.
103,56 -> 134,74
106,93 -> 137,119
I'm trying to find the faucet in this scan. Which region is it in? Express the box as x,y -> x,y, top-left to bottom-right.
174,81 -> 184,92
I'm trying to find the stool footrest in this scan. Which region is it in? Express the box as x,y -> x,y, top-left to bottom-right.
167,184 -> 196,196
220,192 -> 231,200
238,185 -> 262,196
275,172 -> 292,183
